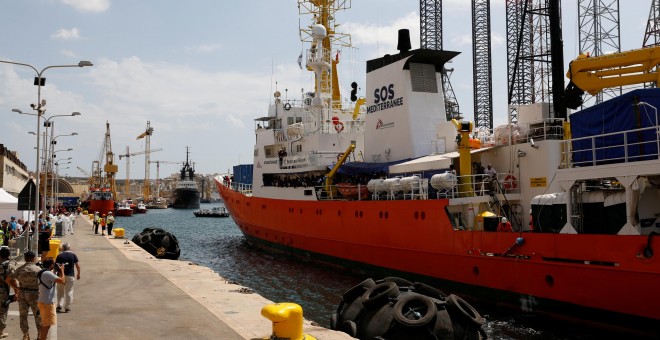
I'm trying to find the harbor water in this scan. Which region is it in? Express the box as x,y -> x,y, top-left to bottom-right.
115,204 -> 613,340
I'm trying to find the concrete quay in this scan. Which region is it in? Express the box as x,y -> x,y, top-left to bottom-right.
5,215 -> 353,340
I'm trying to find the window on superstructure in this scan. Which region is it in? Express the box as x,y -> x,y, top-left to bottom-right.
410,62 -> 438,93
286,117 -> 303,125
296,145 -> 302,152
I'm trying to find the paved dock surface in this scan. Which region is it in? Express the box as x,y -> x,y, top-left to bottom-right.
5,215 -> 352,340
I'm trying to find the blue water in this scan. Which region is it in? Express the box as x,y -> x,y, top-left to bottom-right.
114,204 -> 617,340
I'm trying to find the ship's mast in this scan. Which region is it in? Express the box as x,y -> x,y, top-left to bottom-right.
298,0 -> 352,125
103,122 -> 118,200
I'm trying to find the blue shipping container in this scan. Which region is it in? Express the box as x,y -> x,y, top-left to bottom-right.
233,164 -> 254,185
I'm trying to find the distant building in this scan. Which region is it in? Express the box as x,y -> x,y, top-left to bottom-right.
0,144 -> 29,197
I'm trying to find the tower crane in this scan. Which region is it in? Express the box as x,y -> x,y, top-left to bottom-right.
136,121 -> 155,200
118,146 -> 163,197
148,160 -> 181,199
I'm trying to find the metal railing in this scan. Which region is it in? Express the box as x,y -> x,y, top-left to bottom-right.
437,173 -> 520,199
563,125 -> 660,167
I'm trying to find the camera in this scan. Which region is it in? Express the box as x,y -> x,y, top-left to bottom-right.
2,294 -> 15,308
54,262 -> 69,274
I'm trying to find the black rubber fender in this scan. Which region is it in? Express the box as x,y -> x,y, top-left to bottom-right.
330,312 -> 338,330
392,293 -> 437,327
446,294 -> 484,326
357,302 -> 395,339
339,320 -> 357,338
413,282 -> 447,300
378,277 -> 413,289
362,282 -> 400,309
343,278 -> 376,302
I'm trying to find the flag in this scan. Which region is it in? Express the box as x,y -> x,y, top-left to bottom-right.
297,52 -> 303,69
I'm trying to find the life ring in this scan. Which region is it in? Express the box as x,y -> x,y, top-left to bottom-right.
335,122 -> 344,133
503,174 -> 518,190
284,102 -> 291,111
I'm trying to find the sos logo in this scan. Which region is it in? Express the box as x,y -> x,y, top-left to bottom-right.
374,84 -> 395,104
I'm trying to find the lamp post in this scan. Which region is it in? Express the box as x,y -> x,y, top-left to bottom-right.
49,132 -> 77,209
14,110 -> 81,212
2,60 -> 92,253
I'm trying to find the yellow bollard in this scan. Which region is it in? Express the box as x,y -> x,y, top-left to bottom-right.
261,303 -> 316,340
113,228 -> 125,238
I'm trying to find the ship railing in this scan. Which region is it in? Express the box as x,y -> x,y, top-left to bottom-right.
321,119 -> 365,135
437,173 -> 520,199
231,182 -> 253,195
563,124 -> 660,168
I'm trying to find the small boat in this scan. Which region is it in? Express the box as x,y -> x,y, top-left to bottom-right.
115,201 -> 134,217
134,202 -> 148,214
193,206 -> 229,218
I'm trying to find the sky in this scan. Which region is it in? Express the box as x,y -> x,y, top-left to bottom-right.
0,0 -> 653,181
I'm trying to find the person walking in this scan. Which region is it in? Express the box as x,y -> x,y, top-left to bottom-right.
106,212 -> 115,236
0,247 -> 12,339
7,250 -> 42,340
93,211 -> 100,234
67,212 -> 76,235
38,220 -> 52,263
37,259 -> 65,340
55,243 -> 80,313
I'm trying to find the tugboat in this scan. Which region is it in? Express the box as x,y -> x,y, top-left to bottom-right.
215,0 -> 660,335
114,201 -> 134,217
171,147 -> 200,209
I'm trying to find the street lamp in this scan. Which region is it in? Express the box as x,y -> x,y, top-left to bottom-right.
14,110 -> 81,210
2,59 -> 92,251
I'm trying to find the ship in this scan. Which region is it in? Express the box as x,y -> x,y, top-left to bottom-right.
83,122 -> 118,217
214,1 -> 660,335
171,147 -> 200,209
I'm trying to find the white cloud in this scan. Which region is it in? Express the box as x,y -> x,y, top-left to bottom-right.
451,34 -> 472,46
343,12 -> 420,57
185,44 -> 222,54
61,0 -> 110,13
61,49 -> 77,58
52,28 -> 81,41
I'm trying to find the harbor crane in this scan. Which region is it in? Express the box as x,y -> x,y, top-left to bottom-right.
136,121 -> 155,199
148,160 -> 181,199
118,146 -> 163,196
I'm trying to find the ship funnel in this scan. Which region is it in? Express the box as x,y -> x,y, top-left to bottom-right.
397,29 -> 411,53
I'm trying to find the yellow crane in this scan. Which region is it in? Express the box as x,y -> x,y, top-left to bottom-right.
102,122 -> 119,200
136,121 -> 155,199
118,146 -> 163,197
565,45 -> 660,108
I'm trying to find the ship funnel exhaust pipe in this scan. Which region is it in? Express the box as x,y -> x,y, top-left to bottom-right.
397,29 -> 411,53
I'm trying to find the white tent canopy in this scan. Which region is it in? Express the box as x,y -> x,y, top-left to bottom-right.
0,188 -> 28,221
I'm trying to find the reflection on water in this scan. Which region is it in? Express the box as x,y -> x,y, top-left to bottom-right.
116,204 -> 623,340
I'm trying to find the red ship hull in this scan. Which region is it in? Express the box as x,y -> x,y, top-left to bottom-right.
216,180 -> 660,331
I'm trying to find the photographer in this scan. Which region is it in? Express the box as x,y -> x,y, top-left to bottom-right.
37,259 -> 65,340
55,243 -> 80,313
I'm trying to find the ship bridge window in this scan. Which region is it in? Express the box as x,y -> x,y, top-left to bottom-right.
287,117 -> 302,125
410,62 -> 438,93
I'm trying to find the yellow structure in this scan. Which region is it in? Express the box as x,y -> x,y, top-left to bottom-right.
47,239 -> 61,259
113,228 -> 125,238
451,119 -> 474,197
567,45 -> 660,95
261,303 -> 316,340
